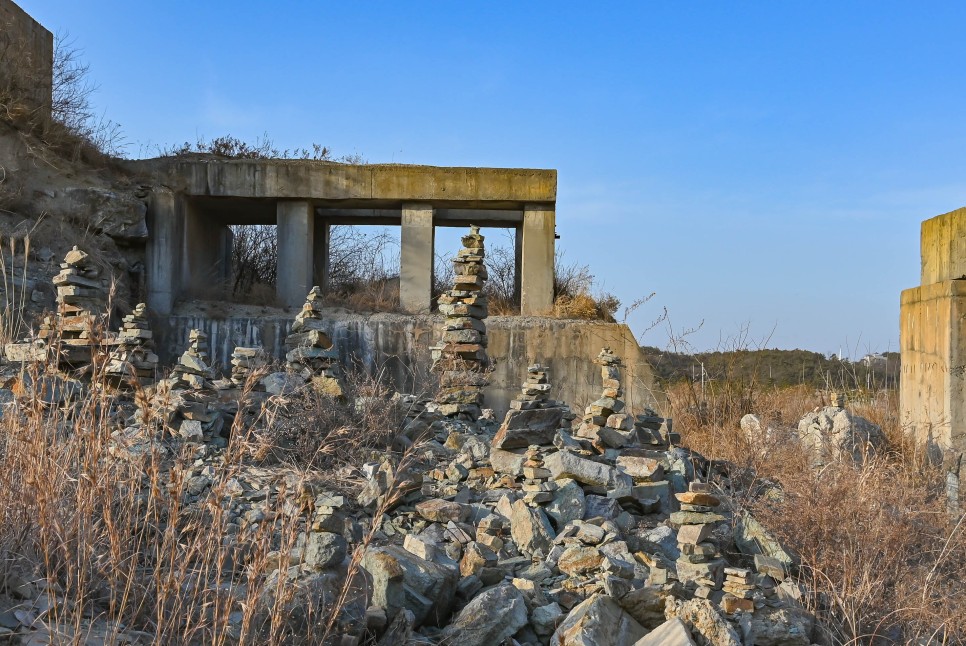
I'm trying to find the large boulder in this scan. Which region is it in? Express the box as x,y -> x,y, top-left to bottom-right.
439,583 -> 528,646
510,498 -> 556,556
544,451 -> 633,489
360,545 -> 458,627
633,618 -> 697,646
551,594 -> 647,646
796,406 -> 886,466
492,408 -> 564,449
665,598 -> 741,646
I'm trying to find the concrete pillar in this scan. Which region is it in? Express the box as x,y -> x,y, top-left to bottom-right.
513,224 -> 523,307
400,203 -> 435,313
520,204 -> 555,315
313,216 -> 330,293
145,189 -> 184,316
182,199 -> 232,294
277,201 -> 315,308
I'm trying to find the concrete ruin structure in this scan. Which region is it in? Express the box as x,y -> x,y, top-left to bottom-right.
901,206 -> 966,502
127,158 -> 557,316
0,0 -> 53,118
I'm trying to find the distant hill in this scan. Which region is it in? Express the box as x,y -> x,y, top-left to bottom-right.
640,346 -> 900,390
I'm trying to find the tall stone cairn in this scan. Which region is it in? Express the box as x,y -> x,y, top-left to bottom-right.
170,329 -> 215,391
105,303 -> 158,384
283,286 -> 345,397
432,225 -> 490,420
671,482 -> 728,596
230,347 -> 268,389
573,347 -> 635,453
39,246 -> 110,365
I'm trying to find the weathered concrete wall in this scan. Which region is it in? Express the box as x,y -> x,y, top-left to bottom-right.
164,309 -> 665,418
0,0 -> 52,117
901,206 -> 966,508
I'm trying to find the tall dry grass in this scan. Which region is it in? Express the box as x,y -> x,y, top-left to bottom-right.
669,381 -> 966,644
0,333 -> 425,644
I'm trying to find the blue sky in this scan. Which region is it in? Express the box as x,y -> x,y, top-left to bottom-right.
19,1 -> 966,355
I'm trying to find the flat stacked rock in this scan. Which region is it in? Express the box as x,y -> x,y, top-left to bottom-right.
432,225 -> 489,421
721,567 -> 756,613
672,482 -> 727,593
281,287 -> 345,398
105,303 -> 158,384
492,364 -> 573,450
230,347 -> 268,390
161,330 -> 226,442
635,407 -> 678,446
39,246 -> 111,365
573,347 -> 636,452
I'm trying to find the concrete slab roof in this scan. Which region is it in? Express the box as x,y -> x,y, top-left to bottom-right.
127,157 -> 557,209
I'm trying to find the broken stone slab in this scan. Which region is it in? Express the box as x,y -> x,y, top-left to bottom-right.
619,586 -> 671,630
551,594 -> 647,646
544,450 -> 633,490
632,618 -> 697,646
510,498 -> 556,556
492,408 -> 564,449
439,582 -> 527,646
665,598 -> 741,646
490,447 -> 526,476
557,545 -> 604,576
415,498 -> 467,523
545,478 -> 586,529
734,512 -> 797,568
360,545 -> 457,627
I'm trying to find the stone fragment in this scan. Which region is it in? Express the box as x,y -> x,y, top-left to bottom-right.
439,583 -> 527,646
557,546 -> 604,576
510,498 -> 555,556
551,594 -> 647,646
632,618 -> 697,646
492,408 -> 565,448
544,451 -> 633,489
545,478 -> 586,529
301,531 -> 347,570
415,498 -> 466,523
665,598 -> 741,646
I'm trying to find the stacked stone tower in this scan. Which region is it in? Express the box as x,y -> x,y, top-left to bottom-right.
573,347 -> 635,452
282,287 -> 344,398
105,303 -> 158,384
432,225 -> 489,420
39,246 -> 110,365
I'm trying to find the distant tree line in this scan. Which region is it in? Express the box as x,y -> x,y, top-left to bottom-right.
641,347 -> 900,391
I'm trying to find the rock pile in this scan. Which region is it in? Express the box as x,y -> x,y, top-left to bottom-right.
105,303 -> 158,385
160,330 -> 226,442
280,287 -> 344,398
796,402 -> 886,466
432,225 -> 489,420
573,348 -> 638,452
230,347 -> 268,390
672,482 -> 727,596
492,364 -> 574,451
40,246 -> 110,365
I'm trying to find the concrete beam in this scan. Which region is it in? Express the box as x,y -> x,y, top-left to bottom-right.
520,205 -> 555,316
276,201 -> 314,308
400,203 -> 434,313
125,159 -> 557,207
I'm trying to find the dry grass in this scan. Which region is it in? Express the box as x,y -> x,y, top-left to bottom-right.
670,381 -> 966,644
0,329 -> 425,644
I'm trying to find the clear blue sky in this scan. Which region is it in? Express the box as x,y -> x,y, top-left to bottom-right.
19,1 -> 966,355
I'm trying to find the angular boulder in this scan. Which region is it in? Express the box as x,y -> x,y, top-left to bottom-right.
544,451 -> 633,489
492,407 -> 564,449
551,594 -> 647,646
439,582 -> 528,646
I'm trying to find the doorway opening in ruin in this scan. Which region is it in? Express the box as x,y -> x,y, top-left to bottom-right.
434,225 -> 520,315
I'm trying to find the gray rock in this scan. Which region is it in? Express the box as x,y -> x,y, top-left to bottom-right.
750,606 -> 815,646
551,594 -> 647,646
532,602 -> 564,636
302,531 -> 347,570
584,495 -> 622,520
489,447 -> 526,476
796,406 -> 886,466
545,478 -> 586,529
510,498 -> 556,556
665,598 -> 741,646
544,451 -> 633,489
492,407 -> 564,448
261,372 -> 304,396
439,583 -> 528,646
360,545 -> 458,627
734,512 -> 796,568
633,618 -> 696,646
619,586 -> 671,629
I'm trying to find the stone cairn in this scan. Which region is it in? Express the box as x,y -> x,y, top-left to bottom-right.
105,303 -> 158,385
671,482 -> 727,598
161,329 -> 225,441
39,246 -> 110,365
282,287 -> 344,398
431,225 -> 490,420
230,347 -> 268,390
492,364 -> 574,505
573,348 -> 635,452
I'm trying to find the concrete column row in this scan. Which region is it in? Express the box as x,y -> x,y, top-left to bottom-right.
147,197 -> 555,316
